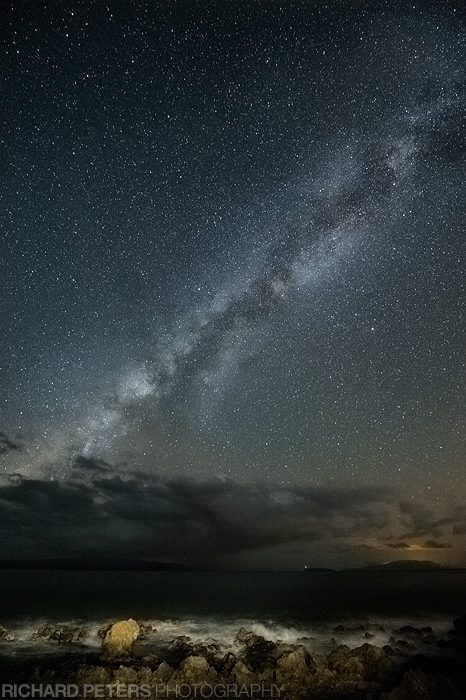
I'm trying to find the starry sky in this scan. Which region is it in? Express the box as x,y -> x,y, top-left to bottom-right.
0,0 -> 465,568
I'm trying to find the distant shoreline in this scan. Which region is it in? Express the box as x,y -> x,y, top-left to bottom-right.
0,558 -> 464,573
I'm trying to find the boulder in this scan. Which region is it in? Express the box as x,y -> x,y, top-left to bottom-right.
167,636 -> 194,665
329,643 -> 395,682
102,619 -> 140,658
215,651 -> 237,676
232,660 -> 252,685
276,645 -> 315,690
243,636 -> 277,671
153,662 -> 174,683
74,665 -> 111,685
170,655 -> 217,684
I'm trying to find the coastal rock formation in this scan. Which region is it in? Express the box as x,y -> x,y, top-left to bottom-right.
102,619 -> 140,658
3,613 -> 466,700
31,624 -> 87,643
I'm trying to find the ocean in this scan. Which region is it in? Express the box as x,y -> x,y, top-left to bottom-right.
0,568 -> 465,660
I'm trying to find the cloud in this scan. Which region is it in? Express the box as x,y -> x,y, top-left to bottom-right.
398,501 -> 466,544
386,539 -> 453,551
0,432 -> 22,455
398,501 -> 444,538
423,539 -> 453,550
71,455 -> 112,474
0,465 -> 395,566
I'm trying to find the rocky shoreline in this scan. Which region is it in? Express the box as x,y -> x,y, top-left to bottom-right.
1,614 -> 466,698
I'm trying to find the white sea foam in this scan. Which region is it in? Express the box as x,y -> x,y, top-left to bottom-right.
0,613 -> 453,659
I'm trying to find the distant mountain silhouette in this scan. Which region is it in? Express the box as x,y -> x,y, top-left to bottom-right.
362,560 -> 449,570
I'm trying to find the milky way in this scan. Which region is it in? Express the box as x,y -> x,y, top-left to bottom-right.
1,1 -> 465,566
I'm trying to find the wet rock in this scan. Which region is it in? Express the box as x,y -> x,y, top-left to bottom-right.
328,643 -> 351,661
110,666 -> 140,685
97,625 -> 112,640
214,651 -> 237,676
395,625 -> 434,638
232,660 -> 252,685
192,640 -> 222,659
233,627 -> 257,646
333,624 -> 366,634
389,637 -> 415,651
329,643 -> 396,683
167,636 -> 194,665
153,662 -> 174,683
243,636 -> 277,671
276,645 -> 315,688
170,655 -> 217,684
0,626 -> 14,642
74,665 -> 111,685
102,619 -> 140,658
136,621 -> 157,639
333,622 -> 386,635
381,668 -> 464,699
32,625 -> 87,644
140,653 -> 160,669
232,628 -> 277,672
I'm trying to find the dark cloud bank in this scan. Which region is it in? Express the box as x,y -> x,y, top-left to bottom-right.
0,456 -> 464,568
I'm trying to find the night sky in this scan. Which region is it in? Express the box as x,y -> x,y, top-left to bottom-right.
1,0 -> 465,568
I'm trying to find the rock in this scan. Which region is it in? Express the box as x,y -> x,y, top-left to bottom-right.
329,643 -> 396,683
395,625 -> 434,638
452,614 -> 466,634
232,660 -> 252,685
192,640 -> 222,659
153,662 -> 174,683
97,624 -> 112,639
140,653 -> 160,669
328,644 -> 351,661
31,624 -> 87,644
232,629 -> 277,672
0,625 -> 14,642
243,636 -> 277,671
381,668 -> 463,699
170,655 -> 217,684
333,624 -> 366,634
215,651 -> 237,676
102,619 -> 140,658
74,665 -> 111,685
393,639 -> 414,651
332,622 -> 386,635
276,645 -> 315,686
136,621 -> 157,639
167,636 -> 194,665
233,627 -> 258,646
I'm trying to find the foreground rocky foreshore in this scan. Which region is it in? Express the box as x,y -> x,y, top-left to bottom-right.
1,614 -> 466,699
